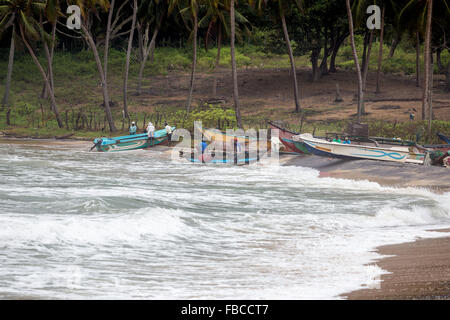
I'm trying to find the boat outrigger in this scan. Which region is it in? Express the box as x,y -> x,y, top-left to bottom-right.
293,133 -> 426,164
91,127 -> 175,152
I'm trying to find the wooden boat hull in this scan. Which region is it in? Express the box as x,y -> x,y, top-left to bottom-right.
195,123 -> 271,150
295,133 -> 424,164
95,136 -> 169,152
180,150 -> 262,166
292,140 -> 311,155
267,121 -> 305,154
93,127 -> 174,152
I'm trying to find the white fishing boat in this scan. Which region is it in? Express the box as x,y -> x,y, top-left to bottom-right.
293,133 -> 425,164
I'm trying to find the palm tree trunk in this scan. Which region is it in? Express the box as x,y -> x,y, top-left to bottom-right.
329,32 -> 348,73
375,5 -> 385,93
41,21 -> 56,99
389,33 -> 400,59
123,0 -> 138,119
415,31 -> 420,88
361,32 -> 369,73
104,0 -> 115,83
345,0 -> 363,123
281,11 -> 301,113
43,39 -> 63,128
230,0 -> 242,128
311,47 -> 321,82
2,25 -> 15,110
422,0 -> 433,121
138,25 -> 159,95
212,27 -> 222,97
81,24 -> 117,132
362,30 -> 374,92
428,50 -> 434,136
19,24 -> 63,128
320,28 -> 329,75
186,14 -> 198,114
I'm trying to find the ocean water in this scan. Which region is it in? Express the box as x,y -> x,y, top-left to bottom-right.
0,140 -> 449,299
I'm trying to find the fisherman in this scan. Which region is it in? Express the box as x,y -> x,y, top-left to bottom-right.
201,139 -> 208,154
147,121 -> 155,146
129,122 -> 137,135
342,136 -> 351,144
164,122 -> 172,147
198,138 -> 208,163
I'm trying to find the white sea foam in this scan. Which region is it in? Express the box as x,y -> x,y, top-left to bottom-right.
1,143 -> 449,299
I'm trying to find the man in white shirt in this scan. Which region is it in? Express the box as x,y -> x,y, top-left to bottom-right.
147,122 -> 155,146
164,122 -> 172,147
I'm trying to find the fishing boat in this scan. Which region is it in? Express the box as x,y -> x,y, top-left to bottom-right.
194,123 -> 271,150
267,120 -> 309,154
293,133 -> 426,164
91,127 -> 175,152
437,133 -> 450,144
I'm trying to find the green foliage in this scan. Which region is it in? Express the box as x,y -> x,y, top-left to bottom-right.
180,105 -> 237,131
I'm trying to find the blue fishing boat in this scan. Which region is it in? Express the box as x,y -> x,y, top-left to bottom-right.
179,149 -> 264,166
92,127 -> 175,152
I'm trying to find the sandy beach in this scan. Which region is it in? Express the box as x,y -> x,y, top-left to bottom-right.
343,229 -> 450,300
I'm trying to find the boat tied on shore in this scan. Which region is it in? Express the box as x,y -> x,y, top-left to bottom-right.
293,133 -> 426,164
91,127 -> 175,152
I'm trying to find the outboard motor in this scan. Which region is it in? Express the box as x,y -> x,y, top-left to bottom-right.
90,138 -> 103,151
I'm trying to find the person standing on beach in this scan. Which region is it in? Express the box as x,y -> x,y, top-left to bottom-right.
164,122 -> 172,147
147,122 -> 155,146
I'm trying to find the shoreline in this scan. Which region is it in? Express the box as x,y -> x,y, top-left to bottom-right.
1,137 -> 449,192
281,154 -> 450,193
343,229 -> 450,300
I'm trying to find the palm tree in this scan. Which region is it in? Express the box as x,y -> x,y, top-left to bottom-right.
0,3 -> 16,114
40,0 -> 60,100
74,0 -> 117,132
253,0 -> 301,113
1,0 -> 63,127
123,0 -> 138,119
423,0 -> 432,128
230,0 -> 242,128
279,0 -> 301,113
170,0 -> 200,114
136,0 -> 166,95
345,0 -> 363,122
201,0 -> 228,97
399,0 -> 450,121
375,4 -> 385,93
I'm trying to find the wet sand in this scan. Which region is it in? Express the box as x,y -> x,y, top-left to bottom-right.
281,154 -> 450,193
343,229 -> 450,300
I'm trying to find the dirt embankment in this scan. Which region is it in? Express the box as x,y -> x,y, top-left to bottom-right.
131,67 -> 450,123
